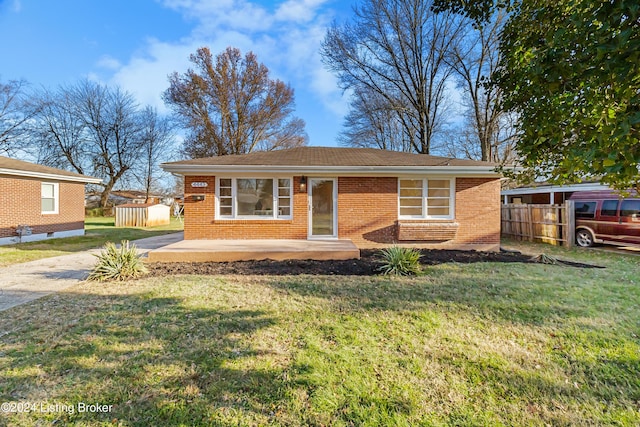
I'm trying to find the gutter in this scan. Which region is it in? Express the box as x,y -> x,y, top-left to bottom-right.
160,164 -> 501,178
0,168 -> 103,184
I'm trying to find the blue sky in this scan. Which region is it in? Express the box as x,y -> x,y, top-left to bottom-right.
0,0 -> 355,148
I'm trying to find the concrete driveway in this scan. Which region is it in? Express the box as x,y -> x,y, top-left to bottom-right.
0,232 -> 183,312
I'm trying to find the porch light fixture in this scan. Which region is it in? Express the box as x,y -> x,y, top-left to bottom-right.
300,176 -> 307,192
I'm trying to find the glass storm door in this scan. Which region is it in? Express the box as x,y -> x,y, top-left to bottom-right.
309,178 -> 337,238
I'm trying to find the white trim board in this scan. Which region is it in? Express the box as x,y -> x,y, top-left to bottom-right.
0,229 -> 85,246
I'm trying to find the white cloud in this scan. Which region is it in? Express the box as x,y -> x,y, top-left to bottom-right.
103,0 -> 347,127
275,0 -> 330,23
96,55 -> 122,70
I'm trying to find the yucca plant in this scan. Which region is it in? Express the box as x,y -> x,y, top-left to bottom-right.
88,240 -> 148,282
377,246 -> 423,276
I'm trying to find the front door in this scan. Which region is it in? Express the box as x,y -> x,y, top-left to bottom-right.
309,178 -> 337,238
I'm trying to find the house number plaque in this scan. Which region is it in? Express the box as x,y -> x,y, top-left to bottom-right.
191,182 -> 208,188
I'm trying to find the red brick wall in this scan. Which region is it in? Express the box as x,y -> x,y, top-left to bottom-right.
337,177 -> 397,244
454,178 -> 501,245
183,175 -> 501,249
0,175 -> 86,238
183,176 -> 307,240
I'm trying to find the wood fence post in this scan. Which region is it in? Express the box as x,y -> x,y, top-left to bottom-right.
527,204 -> 534,242
564,200 -> 575,248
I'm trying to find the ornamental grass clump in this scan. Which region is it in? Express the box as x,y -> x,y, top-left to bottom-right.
377,246 -> 423,276
88,240 -> 148,282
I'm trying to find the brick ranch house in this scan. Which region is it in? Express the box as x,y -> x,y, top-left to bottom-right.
0,156 -> 102,245
161,147 -> 502,251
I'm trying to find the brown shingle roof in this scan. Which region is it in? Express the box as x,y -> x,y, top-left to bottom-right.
0,156 -> 101,183
165,147 -> 497,167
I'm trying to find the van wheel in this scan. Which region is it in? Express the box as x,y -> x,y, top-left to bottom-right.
576,229 -> 595,247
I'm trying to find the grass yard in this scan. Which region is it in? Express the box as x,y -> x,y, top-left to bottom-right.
0,217 -> 183,267
0,242 -> 639,426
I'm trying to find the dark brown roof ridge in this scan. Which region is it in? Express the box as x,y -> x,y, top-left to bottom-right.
164,146 -> 497,168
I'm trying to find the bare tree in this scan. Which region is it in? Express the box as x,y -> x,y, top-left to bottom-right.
0,79 -> 34,154
163,46 -> 307,158
338,85 -> 412,151
322,0 -> 464,154
31,88 -> 90,173
31,80 -> 147,207
135,106 -> 176,202
446,109 -> 518,164
447,11 -> 516,162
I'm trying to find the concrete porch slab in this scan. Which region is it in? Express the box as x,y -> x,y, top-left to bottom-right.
146,239 -> 360,263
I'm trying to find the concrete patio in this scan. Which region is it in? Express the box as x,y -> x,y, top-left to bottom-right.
146,239 -> 360,263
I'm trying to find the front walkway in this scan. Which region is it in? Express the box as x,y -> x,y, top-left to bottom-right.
147,239 -> 360,263
0,232 -> 184,312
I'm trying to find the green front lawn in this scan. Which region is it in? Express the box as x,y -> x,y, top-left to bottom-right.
0,243 -> 638,426
0,217 -> 183,267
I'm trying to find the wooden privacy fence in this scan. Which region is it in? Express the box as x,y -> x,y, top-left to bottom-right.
501,201 -> 575,247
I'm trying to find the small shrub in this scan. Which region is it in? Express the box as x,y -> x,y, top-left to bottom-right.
531,253 -> 560,265
377,246 -> 423,276
88,240 -> 148,282
85,207 -> 105,217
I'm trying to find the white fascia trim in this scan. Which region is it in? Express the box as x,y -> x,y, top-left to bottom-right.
161,164 -> 500,178
0,168 -> 103,184
501,183 -> 609,196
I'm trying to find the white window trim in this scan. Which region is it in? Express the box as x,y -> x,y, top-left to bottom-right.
215,177 -> 293,220
398,177 -> 455,220
41,182 -> 59,215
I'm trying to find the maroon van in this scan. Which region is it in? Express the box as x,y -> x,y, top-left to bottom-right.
569,190 -> 640,247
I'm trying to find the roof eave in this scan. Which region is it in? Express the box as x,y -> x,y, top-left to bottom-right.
501,182 -> 609,196
161,164 -> 501,177
0,168 -> 103,184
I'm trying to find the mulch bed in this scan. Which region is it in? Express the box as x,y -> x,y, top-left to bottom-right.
146,249 -> 603,277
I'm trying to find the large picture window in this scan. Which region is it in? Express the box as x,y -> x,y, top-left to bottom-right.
399,178 -> 454,219
41,182 -> 59,214
216,178 -> 292,219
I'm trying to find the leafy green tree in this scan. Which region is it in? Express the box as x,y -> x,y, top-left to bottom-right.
434,0 -> 640,189
497,0 -> 639,189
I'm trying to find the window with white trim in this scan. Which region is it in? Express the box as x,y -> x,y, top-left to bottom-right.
216,178 -> 292,219
399,178 -> 454,219
41,182 -> 59,214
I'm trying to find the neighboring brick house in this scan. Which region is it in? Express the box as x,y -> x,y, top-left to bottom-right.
161,147 -> 502,251
0,156 -> 102,245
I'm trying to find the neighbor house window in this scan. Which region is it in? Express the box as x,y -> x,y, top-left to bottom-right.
41,182 -> 59,214
399,178 -> 454,219
216,178 -> 292,219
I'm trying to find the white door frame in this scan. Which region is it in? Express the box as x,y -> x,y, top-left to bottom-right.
308,178 -> 338,239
